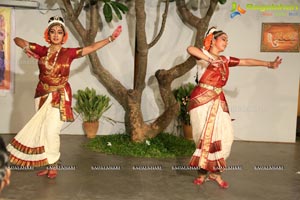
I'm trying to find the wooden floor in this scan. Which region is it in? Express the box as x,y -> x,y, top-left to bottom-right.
1,134 -> 300,200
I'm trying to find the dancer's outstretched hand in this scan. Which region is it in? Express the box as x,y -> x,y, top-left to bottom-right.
269,56 -> 282,69
111,25 -> 122,40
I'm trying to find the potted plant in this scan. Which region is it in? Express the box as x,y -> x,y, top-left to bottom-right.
173,83 -> 196,140
73,87 -> 111,138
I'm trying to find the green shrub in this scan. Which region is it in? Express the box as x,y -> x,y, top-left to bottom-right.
84,133 -> 195,158
73,87 -> 111,122
173,83 -> 196,125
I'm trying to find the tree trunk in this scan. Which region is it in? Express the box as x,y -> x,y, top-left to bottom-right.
155,0 -> 219,111
61,0 -> 218,142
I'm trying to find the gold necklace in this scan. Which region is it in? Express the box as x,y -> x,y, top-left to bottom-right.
217,57 -> 226,81
45,47 -> 61,70
209,52 -> 227,81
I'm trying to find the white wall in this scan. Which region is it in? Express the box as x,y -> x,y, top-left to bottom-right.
0,0 -> 299,143
212,0 -> 300,143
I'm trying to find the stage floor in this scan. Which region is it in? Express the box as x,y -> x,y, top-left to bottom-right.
1,134 -> 300,200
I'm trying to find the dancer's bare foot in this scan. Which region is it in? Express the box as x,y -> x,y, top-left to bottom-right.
47,169 -> 57,179
193,175 -> 206,185
37,169 -> 48,176
208,173 -> 229,189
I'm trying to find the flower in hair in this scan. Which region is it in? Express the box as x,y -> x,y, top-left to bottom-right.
203,33 -> 213,50
44,28 -> 50,44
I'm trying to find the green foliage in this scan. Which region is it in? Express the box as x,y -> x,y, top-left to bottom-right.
218,0 -> 227,4
103,2 -> 113,22
102,0 -> 129,22
85,133 -> 195,158
173,83 -> 196,125
73,87 -> 111,122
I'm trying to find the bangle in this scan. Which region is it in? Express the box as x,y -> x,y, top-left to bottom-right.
267,62 -> 272,68
23,45 -> 29,53
108,36 -> 113,43
207,57 -> 213,63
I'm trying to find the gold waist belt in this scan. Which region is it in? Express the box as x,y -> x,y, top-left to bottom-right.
41,82 -> 65,91
199,83 -> 222,94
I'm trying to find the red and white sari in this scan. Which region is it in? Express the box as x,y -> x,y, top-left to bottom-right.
189,55 -> 239,172
7,43 -> 82,167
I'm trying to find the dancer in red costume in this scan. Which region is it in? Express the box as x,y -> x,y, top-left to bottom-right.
7,16 -> 122,178
187,27 -> 282,188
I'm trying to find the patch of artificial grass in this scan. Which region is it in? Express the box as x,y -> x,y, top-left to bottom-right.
84,133 -> 195,158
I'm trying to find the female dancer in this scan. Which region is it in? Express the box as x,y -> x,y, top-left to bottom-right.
187,27 -> 282,188
7,16 -> 122,178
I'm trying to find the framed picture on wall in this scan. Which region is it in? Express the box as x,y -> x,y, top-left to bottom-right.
0,7 -> 13,92
260,23 -> 300,52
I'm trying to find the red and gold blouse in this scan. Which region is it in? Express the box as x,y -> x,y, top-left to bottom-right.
29,43 -> 83,122
188,56 -> 240,113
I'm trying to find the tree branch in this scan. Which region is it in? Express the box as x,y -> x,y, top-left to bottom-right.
62,0 -> 88,40
87,53 -> 128,107
88,3 -> 100,42
194,0 -> 218,47
148,102 -> 180,138
176,0 -> 201,27
175,0 -> 219,48
153,0 -> 220,135
203,0 -> 218,23
74,0 -> 85,19
148,0 -> 169,49
134,0 -> 148,92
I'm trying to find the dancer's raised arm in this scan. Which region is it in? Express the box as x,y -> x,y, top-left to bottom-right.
238,56 -> 282,69
81,25 -> 122,56
14,37 -> 39,59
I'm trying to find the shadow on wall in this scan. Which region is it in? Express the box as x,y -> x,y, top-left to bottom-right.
9,53 -> 38,133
